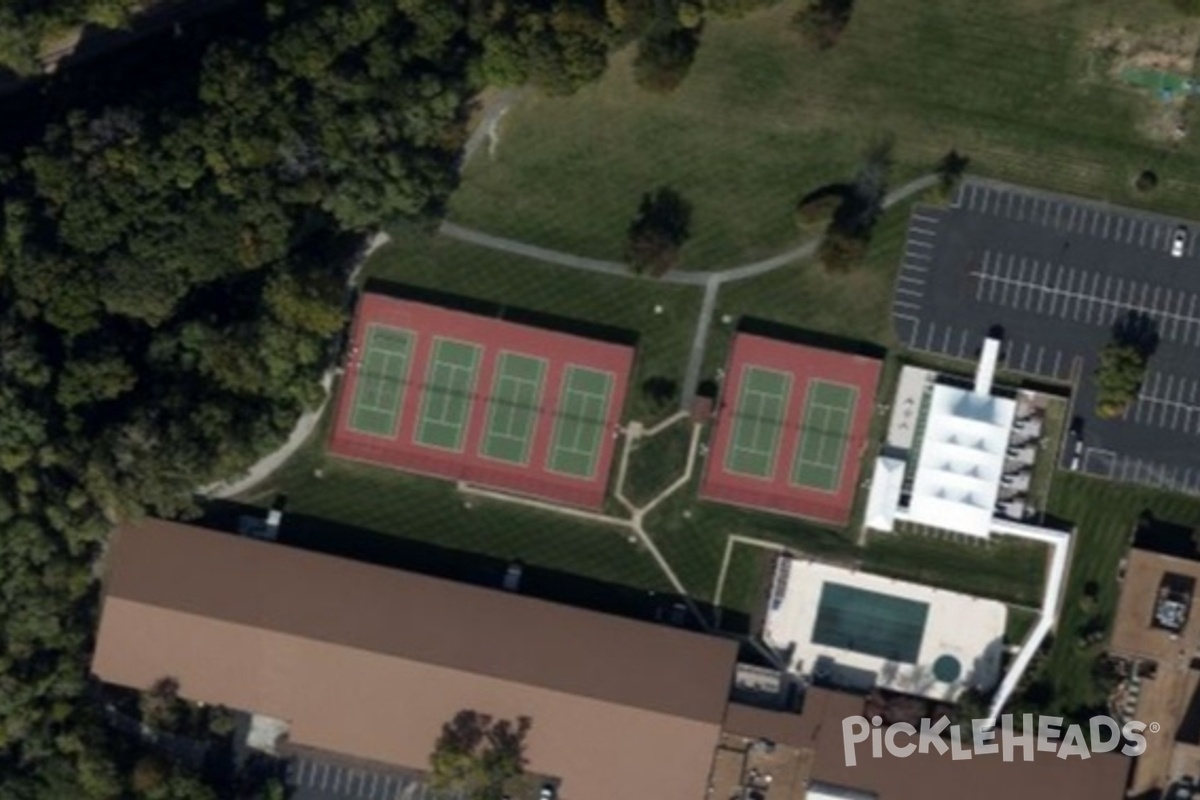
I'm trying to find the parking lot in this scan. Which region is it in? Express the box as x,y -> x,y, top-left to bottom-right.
892,177 -> 1200,494
287,754 -> 465,800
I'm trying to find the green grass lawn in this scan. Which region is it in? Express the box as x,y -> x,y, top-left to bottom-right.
1011,474 -> 1200,721
622,419 -> 694,507
451,0 -> 1200,269
240,414 -> 676,618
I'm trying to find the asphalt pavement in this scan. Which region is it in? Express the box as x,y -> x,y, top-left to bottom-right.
892,178 -> 1200,494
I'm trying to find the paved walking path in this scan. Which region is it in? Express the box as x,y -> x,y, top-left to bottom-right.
439,174 -> 939,286
441,174 -> 939,409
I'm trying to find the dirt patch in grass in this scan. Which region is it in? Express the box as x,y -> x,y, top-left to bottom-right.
1091,24 -> 1200,75
1089,22 -> 1200,142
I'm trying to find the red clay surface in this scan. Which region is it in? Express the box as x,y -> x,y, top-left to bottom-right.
329,294 -> 633,509
700,333 -> 881,525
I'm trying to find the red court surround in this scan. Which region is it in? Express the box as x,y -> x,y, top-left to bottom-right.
700,333 -> 881,525
329,293 -> 633,509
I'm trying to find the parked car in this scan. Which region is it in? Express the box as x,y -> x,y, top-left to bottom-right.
539,783 -> 557,800
1172,226 -> 1188,258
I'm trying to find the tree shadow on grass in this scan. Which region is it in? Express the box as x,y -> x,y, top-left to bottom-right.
197,498 -> 747,633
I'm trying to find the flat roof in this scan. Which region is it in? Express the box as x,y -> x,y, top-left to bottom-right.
1111,547 -> 1200,663
864,456 -> 906,533
763,559 -> 1006,701
722,690 -> 1131,800
92,520 -> 738,800
907,382 -> 1016,538
700,332 -> 881,525
329,293 -> 634,508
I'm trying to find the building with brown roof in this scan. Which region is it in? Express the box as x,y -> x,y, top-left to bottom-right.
721,691 -> 1131,800
91,519 -> 739,800
1109,545 -> 1200,795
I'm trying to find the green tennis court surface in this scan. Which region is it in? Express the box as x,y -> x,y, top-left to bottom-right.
725,367 -> 792,478
812,582 -> 929,663
480,352 -> 547,465
791,381 -> 857,491
349,325 -> 414,437
547,366 -> 613,478
415,338 -> 481,451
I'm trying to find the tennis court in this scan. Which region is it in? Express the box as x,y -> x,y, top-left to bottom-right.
811,582 -> 930,663
348,325 -> 414,437
547,366 -> 614,479
479,352 -> 547,465
791,381 -> 858,492
725,367 -> 792,479
415,338 -> 482,451
331,294 -> 634,509
699,332 -> 881,525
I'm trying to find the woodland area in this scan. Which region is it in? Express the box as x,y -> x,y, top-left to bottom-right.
0,0 -> 776,797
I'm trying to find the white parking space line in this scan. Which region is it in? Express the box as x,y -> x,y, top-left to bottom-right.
1139,222 -> 1149,247
1068,206 -> 1080,231
1114,217 -> 1125,241
1006,193 -> 1015,217
958,328 -> 970,357
1054,203 -> 1064,229
1102,214 -> 1112,239
1052,350 -> 1063,378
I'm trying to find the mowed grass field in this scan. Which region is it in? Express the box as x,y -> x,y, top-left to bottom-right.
451,0 -> 1200,268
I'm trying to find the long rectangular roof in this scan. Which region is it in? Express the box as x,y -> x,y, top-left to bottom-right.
92,520 -> 738,800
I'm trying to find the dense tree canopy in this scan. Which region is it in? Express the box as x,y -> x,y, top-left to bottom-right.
0,0 -> 473,795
